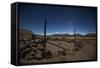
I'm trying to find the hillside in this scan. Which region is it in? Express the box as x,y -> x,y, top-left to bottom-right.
19,29 -> 35,40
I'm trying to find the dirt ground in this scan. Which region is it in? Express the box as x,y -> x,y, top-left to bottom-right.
19,37 -> 97,64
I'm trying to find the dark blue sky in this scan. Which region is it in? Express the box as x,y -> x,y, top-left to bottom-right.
19,4 -> 97,35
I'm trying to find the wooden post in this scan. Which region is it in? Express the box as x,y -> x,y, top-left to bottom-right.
43,18 -> 47,57
74,24 -> 77,51
74,25 -> 76,44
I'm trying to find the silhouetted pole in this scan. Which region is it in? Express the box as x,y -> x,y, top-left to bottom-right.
43,18 -> 47,57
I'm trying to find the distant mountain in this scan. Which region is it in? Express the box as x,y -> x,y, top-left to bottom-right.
34,34 -> 44,38
84,33 -> 96,37
74,33 -> 83,37
18,29 -> 96,40
49,33 -> 96,37
50,34 -> 71,37
49,33 -> 83,37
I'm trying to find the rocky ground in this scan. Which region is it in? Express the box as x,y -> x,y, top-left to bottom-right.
19,39 -> 96,64
18,29 -> 97,64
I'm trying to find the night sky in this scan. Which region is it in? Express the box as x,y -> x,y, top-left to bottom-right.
19,4 -> 97,35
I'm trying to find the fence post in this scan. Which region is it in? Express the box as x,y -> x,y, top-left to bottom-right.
43,18 -> 47,57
